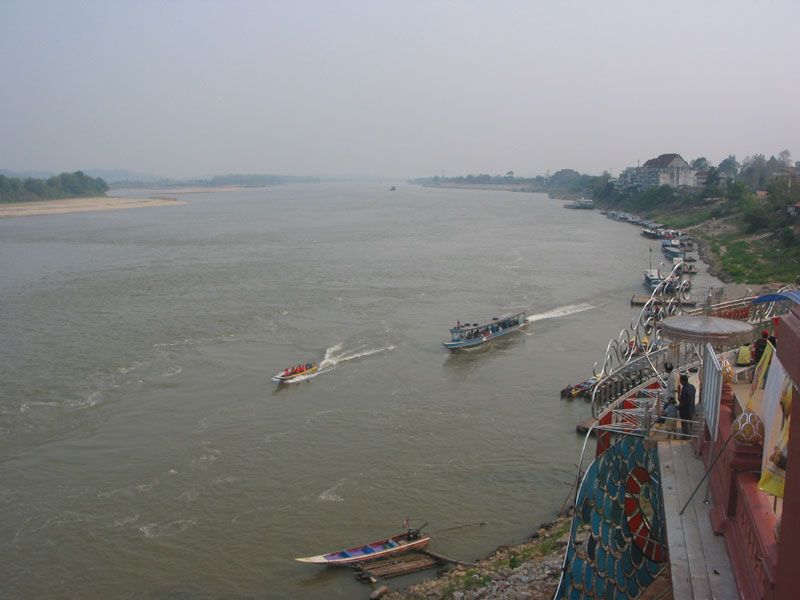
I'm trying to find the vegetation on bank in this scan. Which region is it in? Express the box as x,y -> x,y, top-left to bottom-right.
0,170 -> 322,198
0,171 -> 109,204
410,153 -> 800,285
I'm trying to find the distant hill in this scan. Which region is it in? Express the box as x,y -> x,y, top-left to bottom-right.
0,169 -> 55,179
84,169 -> 166,184
107,173 -> 323,188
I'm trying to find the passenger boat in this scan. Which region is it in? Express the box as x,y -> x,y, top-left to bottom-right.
295,528 -> 430,566
272,365 -> 318,383
561,376 -> 600,398
443,310 -> 529,351
641,228 -> 660,239
663,246 -> 685,260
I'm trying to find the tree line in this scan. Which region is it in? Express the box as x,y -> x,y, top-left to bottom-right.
0,171 -> 109,204
409,150 -> 800,272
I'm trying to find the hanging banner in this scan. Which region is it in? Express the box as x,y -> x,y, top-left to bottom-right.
759,357 -> 787,474
758,376 -> 794,498
749,342 -> 774,408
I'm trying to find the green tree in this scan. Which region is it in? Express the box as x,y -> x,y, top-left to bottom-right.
718,155 -> 740,178
742,205 -> 772,232
691,157 -> 710,171
705,167 -> 720,186
1,171 -> 108,204
740,154 -> 767,189
766,173 -> 800,213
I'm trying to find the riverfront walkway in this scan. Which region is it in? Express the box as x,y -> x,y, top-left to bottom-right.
660,438 -> 738,599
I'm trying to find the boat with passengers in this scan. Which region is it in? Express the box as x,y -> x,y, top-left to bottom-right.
443,310 -> 529,351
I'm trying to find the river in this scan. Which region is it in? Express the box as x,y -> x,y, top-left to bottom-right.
0,182 -> 723,599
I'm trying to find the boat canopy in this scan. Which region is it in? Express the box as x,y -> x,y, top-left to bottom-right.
453,311 -> 526,331
752,290 -> 800,305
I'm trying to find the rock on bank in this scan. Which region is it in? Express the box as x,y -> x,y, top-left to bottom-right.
382,517 -> 570,600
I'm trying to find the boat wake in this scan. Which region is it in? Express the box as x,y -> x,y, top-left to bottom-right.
526,302 -> 594,324
319,342 -> 395,370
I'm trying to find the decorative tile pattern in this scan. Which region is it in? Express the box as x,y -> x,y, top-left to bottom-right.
556,436 -> 668,599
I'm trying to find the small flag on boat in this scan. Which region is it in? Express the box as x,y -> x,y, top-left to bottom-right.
403,517 -> 409,528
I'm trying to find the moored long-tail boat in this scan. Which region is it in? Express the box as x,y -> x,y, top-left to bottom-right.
443,310 -> 529,351
295,528 -> 430,565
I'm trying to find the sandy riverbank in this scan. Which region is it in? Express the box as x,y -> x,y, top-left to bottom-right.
0,196 -> 186,219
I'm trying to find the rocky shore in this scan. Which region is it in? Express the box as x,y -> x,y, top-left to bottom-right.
380,517 -> 571,600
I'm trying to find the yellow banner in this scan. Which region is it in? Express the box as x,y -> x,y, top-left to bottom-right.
758,377 -> 794,498
748,342 -> 774,409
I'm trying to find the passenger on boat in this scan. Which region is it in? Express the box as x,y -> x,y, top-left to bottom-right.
284,368 -> 290,377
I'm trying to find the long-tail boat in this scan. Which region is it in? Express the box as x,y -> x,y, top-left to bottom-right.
295,527 -> 430,566
272,365 -> 318,383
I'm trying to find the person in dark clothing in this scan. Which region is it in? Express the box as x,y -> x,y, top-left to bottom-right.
678,374 -> 696,436
753,330 -> 770,365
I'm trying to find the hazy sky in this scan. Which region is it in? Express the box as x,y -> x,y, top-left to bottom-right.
1,1 -> 798,180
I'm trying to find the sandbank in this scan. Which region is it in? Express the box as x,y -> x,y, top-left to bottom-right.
0,196 -> 186,219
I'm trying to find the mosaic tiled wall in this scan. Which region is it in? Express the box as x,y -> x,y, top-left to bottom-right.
555,436 -> 667,599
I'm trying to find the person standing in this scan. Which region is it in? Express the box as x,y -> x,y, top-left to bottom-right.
664,363 -> 679,405
678,374 -> 696,436
664,399 -> 679,440
753,330 -> 770,365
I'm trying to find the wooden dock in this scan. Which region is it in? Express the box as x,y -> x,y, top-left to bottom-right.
631,295 -> 697,307
576,416 -> 597,435
353,549 -> 469,583
353,552 -> 438,582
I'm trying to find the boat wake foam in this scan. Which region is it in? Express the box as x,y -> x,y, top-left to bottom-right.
319,342 -> 395,370
526,302 -> 594,323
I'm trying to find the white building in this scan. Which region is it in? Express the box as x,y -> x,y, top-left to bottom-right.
620,153 -> 697,189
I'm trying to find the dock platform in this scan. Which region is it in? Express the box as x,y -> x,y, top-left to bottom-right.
631,295 -> 697,307
353,549 -> 468,583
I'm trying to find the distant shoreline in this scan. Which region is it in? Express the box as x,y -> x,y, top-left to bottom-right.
0,196 -> 186,219
113,185 -> 260,194
423,182 -> 542,193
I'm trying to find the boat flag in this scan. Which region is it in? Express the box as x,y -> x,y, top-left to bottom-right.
403,517 -> 409,528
